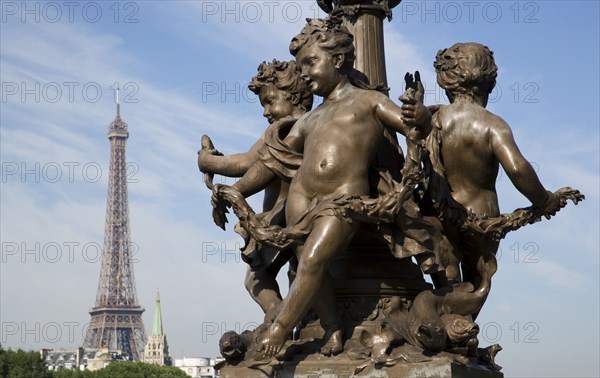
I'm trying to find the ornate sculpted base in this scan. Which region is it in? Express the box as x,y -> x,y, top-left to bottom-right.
297,241 -> 431,340
216,242 -> 503,378
220,356 -> 504,378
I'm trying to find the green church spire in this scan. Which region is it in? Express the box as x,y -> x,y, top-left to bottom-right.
151,289 -> 163,337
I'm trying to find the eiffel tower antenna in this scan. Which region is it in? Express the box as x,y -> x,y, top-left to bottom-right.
83,100 -> 146,360
116,85 -> 120,116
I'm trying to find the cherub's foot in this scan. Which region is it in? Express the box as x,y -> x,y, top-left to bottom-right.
257,320 -> 287,358
320,328 -> 343,356
263,302 -> 282,324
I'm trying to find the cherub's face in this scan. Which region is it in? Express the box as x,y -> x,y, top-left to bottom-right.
258,84 -> 294,124
296,43 -> 343,97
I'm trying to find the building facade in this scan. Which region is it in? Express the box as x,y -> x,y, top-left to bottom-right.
174,357 -> 223,378
41,348 -> 129,371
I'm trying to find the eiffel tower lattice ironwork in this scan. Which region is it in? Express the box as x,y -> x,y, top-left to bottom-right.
83,91 -> 146,360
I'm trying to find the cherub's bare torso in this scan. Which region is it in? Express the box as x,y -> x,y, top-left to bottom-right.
286,86 -> 384,225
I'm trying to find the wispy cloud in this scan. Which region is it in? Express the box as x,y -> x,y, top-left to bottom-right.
528,259 -> 589,290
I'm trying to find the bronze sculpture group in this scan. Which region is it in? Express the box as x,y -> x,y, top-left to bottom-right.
197,13 -> 583,377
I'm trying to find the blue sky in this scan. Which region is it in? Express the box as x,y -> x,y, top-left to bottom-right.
1,1 -> 598,377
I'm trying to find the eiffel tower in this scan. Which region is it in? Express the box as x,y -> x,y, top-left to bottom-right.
83,90 -> 146,361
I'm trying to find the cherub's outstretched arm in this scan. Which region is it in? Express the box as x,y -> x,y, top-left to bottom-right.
198,135 -> 265,177
490,117 -> 560,215
231,160 -> 277,198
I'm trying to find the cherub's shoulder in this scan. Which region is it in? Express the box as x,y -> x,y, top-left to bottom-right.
355,88 -> 393,108
442,103 -> 508,127
361,88 -> 388,101
482,109 -> 511,132
473,109 -> 515,144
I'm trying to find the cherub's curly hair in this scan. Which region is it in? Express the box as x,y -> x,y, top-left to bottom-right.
434,42 -> 497,98
289,17 -> 355,74
248,59 -> 313,112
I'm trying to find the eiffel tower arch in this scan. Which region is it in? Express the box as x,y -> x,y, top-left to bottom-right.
83,93 -> 146,361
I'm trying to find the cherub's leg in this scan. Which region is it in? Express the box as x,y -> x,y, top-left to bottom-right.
461,236 -> 499,320
245,249 -> 292,323
312,272 -> 343,356
258,215 -> 358,357
446,251 -> 462,284
444,226 -> 463,284
244,267 -> 282,323
462,237 -> 499,288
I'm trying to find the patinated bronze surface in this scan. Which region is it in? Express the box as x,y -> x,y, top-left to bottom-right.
199,60 -> 312,324
197,2 -> 583,377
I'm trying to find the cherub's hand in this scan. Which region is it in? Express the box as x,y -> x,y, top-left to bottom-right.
402,71 -> 424,103
197,134 -> 223,173
198,134 -> 224,189
538,190 -> 569,219
399,72 -> 431,133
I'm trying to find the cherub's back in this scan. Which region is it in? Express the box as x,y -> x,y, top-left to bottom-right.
436,101 -> 501,214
